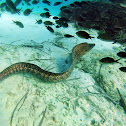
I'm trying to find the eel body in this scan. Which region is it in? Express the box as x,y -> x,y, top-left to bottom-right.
0,43 -> 95,83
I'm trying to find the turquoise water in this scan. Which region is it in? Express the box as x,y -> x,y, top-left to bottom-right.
0,0 -> 126,126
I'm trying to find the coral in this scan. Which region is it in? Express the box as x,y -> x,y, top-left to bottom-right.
60,1 -> 126,44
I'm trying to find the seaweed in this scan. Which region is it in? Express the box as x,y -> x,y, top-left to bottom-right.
72,87 -> 118,123
117,88 -> 126,113
38,107 -> 47,126
10,90 -> 29,126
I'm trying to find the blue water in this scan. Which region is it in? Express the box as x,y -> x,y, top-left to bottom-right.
0,0 -> 83,15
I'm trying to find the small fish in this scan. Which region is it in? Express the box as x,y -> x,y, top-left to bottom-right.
53,16 -> 59,19
76,31 -> 93,39
62,22 -> 68,28
35,19 -> 42,24
26,2 -> 31,5
55,19 -> 62,25
40,12 -> 51,18
110,0 -> 126,4
70,3 -> 75,7
119,67 -> 126,72
54,2 -> 62,6
60,6 -> 67,11
117,52 -> 126,58
43,8 -> 49,11
97,33 -> 114,41
32,0 -> 39,4
55,19 -> 68,28
75,16 -> 85,22
45,26 -> 54,33
44,12 -> 51,18
13,20 -> 24,28
117,88 -> 126,113
55,25 -> 60,28
43,21 -> 54,25
6,0 -> 20,14
14,0 -> 22,6
5,5 -> 11,12
42,0 -> 50,5
64,34 -> 74,38
23,9 -> 32,16
100,57 -> 120,63
61,8 -> 72,14
59,17 -> 69,22
74,1 -> 83,7
0,3 -> 6,8
24,0 -> 31,4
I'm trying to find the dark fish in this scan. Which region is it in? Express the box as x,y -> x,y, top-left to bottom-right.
75,16 -> 85,22
76,31 -> 93,39
23,9 -> 32,16
53,16 -> 59,19
70,3 -> 75,7
5,5 -> 11,12
117,88 -> 126,113
110,0 -> 126,4
42,0 -> 50,5
117,52 -> 126,58
14,0 -> 22,6
80,1 -> 89,5
54,2 -> 62,6
77,23 -> 83,27
0,3 -> 6,8
32,0 -> 39,4
100,57 -> 120,63
55,19 -> 68,28
56,25 -> 61,28
64,34 -> 74,38
45,26 -> 54,33
74,1 -> 83,7
61,8 -> 72,14
59,17 -> 69,22
35,19 -> 42,24
43,8 -> 49,11
55,19 -> 62,25
13,20 -> 24,28
64,0 -> 68,1
0,8 -> 5,12
97,33 -> 114,41
60,6 -> 67,11
24,0 -> 31,3
6,0 -> 20,14
44,12 -> 51,18
119,67 -> 126,72
91,26 -> 101,30
26,2 -> 31,5
43,21 -> 53,25
40,13 -> 44,17
40,12 -> 51,18
62,22 -> 68,28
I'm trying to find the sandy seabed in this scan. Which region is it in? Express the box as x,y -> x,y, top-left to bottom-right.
0,11 -> 126,126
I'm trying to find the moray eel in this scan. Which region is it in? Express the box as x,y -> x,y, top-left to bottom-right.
0,43 -> 95,83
